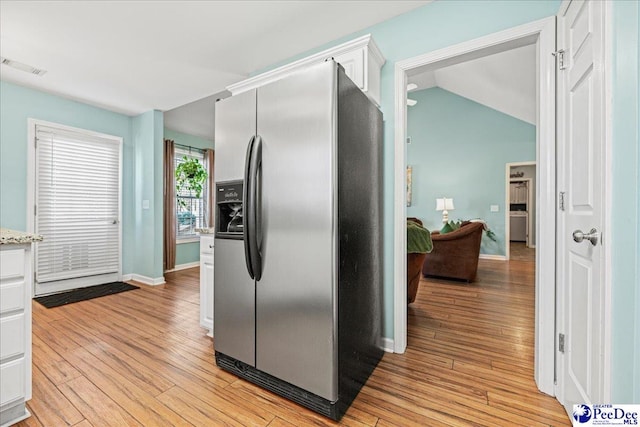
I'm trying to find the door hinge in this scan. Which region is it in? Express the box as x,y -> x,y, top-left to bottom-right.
552,49 -> 566,70
559,192 -> 566,211
34,136 -> 37,149
559,333 -> 565,353
34,204 -> 37,216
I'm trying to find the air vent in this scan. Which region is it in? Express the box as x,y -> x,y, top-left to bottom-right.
1,57 -> 47,76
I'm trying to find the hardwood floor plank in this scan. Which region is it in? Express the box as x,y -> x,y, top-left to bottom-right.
63,347 -> 192,426
452,360 -> 540,394
57,377 -> 142,427
16,411 -> 44,427
21,366 -> 84,427
361,380 -> 550,427
82,341 -> 176,396
488,391 -> 572,426
91,332 -> 234,398
225,380 -> 370,427
91,334 -> 274,425
267,417 -> 298,427
31,334 -> 83,385
352,386 -> 469,426
31,300 -> 66,323
157,385 -> 271,427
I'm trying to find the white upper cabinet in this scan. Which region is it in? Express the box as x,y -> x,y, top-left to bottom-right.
227,34 -> 385,107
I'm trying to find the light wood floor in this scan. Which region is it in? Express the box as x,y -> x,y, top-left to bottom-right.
510,242 -> 536,262
19,261 -> 570,427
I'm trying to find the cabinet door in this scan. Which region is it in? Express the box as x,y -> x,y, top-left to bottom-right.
199,255 -> 214,335
333,48 -> 364,89
0,358 -> 25,406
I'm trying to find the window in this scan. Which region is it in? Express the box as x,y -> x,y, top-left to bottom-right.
175,146 -> 206,240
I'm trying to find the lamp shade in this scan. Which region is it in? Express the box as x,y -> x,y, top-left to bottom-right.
436,198 -> 455,211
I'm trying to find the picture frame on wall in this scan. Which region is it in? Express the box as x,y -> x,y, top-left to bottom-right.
406,165 -> 412,207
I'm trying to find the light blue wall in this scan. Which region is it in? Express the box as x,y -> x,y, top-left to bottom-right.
0,81 -> 135,274
611,0 -> 640,404
0,81 -> 167,279
131,111 -> 164,279
255,0 -> 561,338
175,243 -> 200,266
406,88 -> 535,256
164,127 -> 214,266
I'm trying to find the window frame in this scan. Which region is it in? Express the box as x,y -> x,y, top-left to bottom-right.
174,145 -> 207,242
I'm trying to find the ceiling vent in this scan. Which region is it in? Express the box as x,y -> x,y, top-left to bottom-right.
1,57 -> 47,76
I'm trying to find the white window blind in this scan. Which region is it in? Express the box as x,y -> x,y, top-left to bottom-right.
35,125 -> 121,284
175,146 -> 206,240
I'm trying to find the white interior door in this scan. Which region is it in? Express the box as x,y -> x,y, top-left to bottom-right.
34,123 -> 122,296
557,0 -> 607,415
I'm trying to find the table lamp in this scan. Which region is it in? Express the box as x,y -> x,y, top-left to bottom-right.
436,198 -> 455,223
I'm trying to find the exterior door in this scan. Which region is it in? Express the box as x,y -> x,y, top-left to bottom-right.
557,0 -> 607,414
34,123 -> 121,296
255,61 -> 338,401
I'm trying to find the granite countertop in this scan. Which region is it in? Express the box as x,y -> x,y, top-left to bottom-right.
0,228 -> 44,245
196,228 -> 215,234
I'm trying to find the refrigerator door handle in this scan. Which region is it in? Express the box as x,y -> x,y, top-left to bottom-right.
248,135 -> 263,281
243,135 -> 256,279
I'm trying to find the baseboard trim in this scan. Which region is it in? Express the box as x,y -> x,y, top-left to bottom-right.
479,254 -> 508,261
165,261 -> 199,273
122,274 -> 133,282
381,337 -> 395,353
127,274 -> 166,286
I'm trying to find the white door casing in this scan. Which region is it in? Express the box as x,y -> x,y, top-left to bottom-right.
556,0 -> 610,413
394,16 -> 557,395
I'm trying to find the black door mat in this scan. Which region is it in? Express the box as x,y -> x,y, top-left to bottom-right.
34,282 -> 139,308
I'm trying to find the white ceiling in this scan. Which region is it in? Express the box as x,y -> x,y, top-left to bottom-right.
0,1 -> 428,120
408,44 -> 536,125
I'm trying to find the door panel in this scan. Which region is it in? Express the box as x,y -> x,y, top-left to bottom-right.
255,61 -> 338,401
213,239 -> 255,366
558,0 -> 605,413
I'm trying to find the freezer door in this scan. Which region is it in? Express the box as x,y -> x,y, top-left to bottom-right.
214,90 -> 257,366
255,61 -> 338,401
214,238 -> 256,366
215,90 -> 257,183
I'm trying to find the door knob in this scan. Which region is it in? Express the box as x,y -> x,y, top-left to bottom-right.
572,228 -> 598,246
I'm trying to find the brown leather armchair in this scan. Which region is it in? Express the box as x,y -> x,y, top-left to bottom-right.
407,217 -> 428,303
422,221 -> 484,282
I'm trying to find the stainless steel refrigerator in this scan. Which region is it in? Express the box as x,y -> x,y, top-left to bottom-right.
213,60 -> 383,420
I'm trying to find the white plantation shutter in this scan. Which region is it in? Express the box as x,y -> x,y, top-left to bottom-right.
35,124 -> 121,285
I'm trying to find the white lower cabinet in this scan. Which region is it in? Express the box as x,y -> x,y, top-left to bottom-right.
200,236 -> 214,337
0,244 -> 32,427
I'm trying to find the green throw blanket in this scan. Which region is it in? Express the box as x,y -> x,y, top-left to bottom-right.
407,220 -> 433,254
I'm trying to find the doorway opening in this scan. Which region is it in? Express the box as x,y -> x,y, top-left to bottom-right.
394,17 -> 557,396
506,161 -> 537,261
